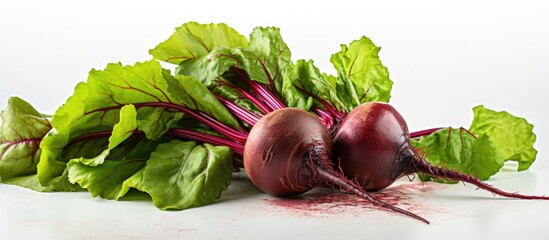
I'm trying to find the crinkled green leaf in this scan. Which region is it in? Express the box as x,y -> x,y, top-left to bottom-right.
322,73 -> 338,90
468,134 -> 505,179
334,74 -> 359,112
142,140 -> 232,210
0,97 -> 51,180
232,27 -> 292,94
134,107 -> 179,141
71,105 -> 138,167
176,48 -> 239,86
285,60 -> 345,111
150,22 -> 248,64
66,136 -> 160,199
174,53 -> 265,115
330,36 -> 393,111
68,159 -> 147,199
157,25 -> 307,113
38,60 -> 187,188
38,60 -> 239,189
282,66 -> 313,110
67,133 -> 172,200
39,127 -> 108,190
51,60 -> 183,138
469,105 -> 537,171
412,128 -> 505,182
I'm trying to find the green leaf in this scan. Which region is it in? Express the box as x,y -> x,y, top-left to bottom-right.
285,60 -> 345,111
39,128 -> 109,190
38,60 -> 186,188
150,22 -> 248,64
165,72 -> 241,130
282,66 -> 313,110
65,103 -> 163,199
68,159 -> 146,199
159,26 -> 301,113
51,60 -> 184,138
176,48 -> 240,86
2,175 -> 54,192
121,168 -> 145,193
334,74 -> 360,112
469,134 -> 505,179
67,134 -> 172,200
39,60 -> 240,189
232,27 -> 292,94
330,36 -> 393,110
108,104 -> 137,149
469,105 -> 537,171
0,97 -> 51,180
322,73 -> 338,90
109,105 -> 137,149
210,83 -> 263,115
142,140 -> 232,210
70,104 -> 138,167
412,128 -> 505,182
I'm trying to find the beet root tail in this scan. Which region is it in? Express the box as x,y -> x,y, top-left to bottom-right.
414,157 -> 549,200
316,167 -> 430,224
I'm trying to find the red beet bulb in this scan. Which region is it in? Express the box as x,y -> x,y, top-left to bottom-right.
333,102 -> 549,200
244,108 -> 430,223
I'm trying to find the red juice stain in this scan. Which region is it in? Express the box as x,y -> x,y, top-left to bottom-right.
262,181 -> 444,217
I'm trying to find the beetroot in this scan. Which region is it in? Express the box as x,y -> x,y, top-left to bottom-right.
333,102 -> 549,199
244,108 -> 430,223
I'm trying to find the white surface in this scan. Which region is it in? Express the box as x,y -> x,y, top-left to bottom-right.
1,166 -> 549,239
1,0 -> 549,239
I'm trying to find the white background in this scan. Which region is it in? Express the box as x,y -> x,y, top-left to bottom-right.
0,0 -> 547,152
1,0 -> 549,239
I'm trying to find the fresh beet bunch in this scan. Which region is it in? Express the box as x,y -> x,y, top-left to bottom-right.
1,22 -> 543,224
